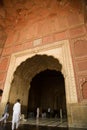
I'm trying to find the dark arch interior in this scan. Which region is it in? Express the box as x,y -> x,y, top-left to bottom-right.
28,69 -> 67,119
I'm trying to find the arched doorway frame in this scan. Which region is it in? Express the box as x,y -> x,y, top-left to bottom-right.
1,39 -> 78,124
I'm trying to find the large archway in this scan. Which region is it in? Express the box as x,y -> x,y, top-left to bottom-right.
8,55 -> 63,115
1,40 -> 77,127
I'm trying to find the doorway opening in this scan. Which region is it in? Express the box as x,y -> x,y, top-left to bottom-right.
28,69 -> 67,120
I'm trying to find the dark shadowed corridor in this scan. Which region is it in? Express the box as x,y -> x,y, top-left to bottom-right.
28,70 -> 67,119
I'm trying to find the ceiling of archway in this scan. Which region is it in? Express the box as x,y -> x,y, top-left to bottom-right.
0,0 -> 85,33
0,0 -> 86,54
13,55 -> 62,82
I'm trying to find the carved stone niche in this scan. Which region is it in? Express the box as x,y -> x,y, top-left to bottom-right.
74,40 -> 87,57
80,77 -> 87,100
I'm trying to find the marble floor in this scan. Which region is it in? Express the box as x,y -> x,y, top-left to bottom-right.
20,118 -> 68,127
0,118 -> 87,130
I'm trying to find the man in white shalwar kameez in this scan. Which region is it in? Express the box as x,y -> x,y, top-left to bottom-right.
12,99 -> 21,130
36,107 -> 40,118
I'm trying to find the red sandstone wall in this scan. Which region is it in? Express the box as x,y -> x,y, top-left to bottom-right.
0,0 -> 87,102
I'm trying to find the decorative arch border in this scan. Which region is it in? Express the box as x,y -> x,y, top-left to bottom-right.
2,39 -> 77,105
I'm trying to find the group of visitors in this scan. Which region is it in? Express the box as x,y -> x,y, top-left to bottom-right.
0,99 -> 21,130
36,107 -> 51,118
0,99 -> 52,130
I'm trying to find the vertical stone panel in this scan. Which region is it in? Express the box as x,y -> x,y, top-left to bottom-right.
0,57 -> 10,71
70,39 -> 87,102
82,81 -> 87,99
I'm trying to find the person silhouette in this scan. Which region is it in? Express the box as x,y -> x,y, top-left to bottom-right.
0,102 -> 10,124
12,99 -> 21,130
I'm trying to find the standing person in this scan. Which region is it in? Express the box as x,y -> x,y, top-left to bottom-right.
48,107 -> 51,118
4,102 -> 10,115
12,99 -> 21,130
36,107 -> 40,119
0,101 -> 10,123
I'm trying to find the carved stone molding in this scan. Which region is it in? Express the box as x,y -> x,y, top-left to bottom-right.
79,77 -> 87,100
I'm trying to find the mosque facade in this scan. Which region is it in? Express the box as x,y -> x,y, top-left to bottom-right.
0,0 -> 87,128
